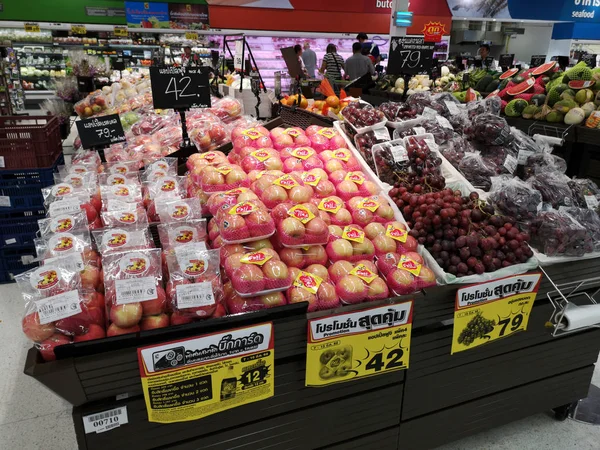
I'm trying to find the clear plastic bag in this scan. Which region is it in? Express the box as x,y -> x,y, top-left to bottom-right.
157,219 -> 207,250
528,171 -> 575,209
458,152 -> 499,191
560,207 -> 600,252
325,225 -> 375,263
38,211 -> 89,239
101,206 -> 149,228
529,209 -> 591,257
464,114 -> 513,146
489,175 -> 543,222
568,178 -> 600,212
155,197 -> 203,223
93,227 -> 154,255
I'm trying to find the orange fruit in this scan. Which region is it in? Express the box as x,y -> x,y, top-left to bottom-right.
300,97 -> 309,109
326,96 -> 340,108
314,100 -> 324,109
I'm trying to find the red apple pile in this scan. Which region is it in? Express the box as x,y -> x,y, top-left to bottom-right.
286,265 -> 341,312
326,224 -> 376,263
215,199 -> 275,243
273,203 -> 330,247
328,260 -> 389,305
305,125 -> 347,152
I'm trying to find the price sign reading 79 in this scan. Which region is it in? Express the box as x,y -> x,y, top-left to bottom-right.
76,114 -> 126,149
150,66 -> 212,110
387,37 -> 435,76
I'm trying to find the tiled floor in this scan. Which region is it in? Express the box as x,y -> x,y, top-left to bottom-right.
2,279 -> 600,450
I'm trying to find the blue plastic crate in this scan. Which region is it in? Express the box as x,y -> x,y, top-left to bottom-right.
0,153 -> 64,210
0,244 -> 38,283
0,207 -> 46,249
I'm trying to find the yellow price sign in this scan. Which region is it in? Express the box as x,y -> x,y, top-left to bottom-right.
114,26 -> 128,37
306,302 -> 413,387
137,323 -> 274,424
185,32 -> 199,40
71,24 -> 87,35
24,23 -> 40,33
451,273 -> 542,354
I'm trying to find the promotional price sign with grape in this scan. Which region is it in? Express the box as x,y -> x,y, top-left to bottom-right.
451,273 -> 542,354
387,37 -> 435,76
137,323 -> 273,423
305,302 -> 412,387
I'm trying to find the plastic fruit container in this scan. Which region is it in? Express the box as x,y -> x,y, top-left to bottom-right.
305,126 -> 347,152
286,267 -> 341,312
346,195 -> 397,226
311,196 -> 353,227
333,261 -> 389,305
273,203 -> 330,247
318,148 -> 362,174
384,252 -> 436,295
364,221 -> 419,256
257,174 -> 314,210
206,187 -> 260,217
225,249 -> 293,297
325,225 -> 375,263
215,199 -> 275,244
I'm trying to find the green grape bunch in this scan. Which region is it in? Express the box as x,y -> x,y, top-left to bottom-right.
457,312 -> 496,346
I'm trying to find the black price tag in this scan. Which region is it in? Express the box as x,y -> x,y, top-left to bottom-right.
150,66 -> 211,110
387,36 -> 435,76
499,54 -> 514,68
530,55 -> 546,67
580,54 -> 597,67
76,114 -> 126,149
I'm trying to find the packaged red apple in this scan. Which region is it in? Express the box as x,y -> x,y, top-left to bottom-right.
249,171 -> 286,196
55,168 -> 98,188
334,261 -> 390,305
329,170 -> 381,200
142,176 -> 186,220
157,219 -> 207,249
35,231 -> 93,264
104,160 -> 140,175
274,203 -> 330,247
73,91 -> 108,118
276,244 -> 329,270
257,174 -> 314,209
294,169 -> 335,199
93,227 -> 154,255
38,211 -> 89,239
98,171 -> 140,187
239,148 -> 283,172
215,200 -> 275,243
156,197 -> 203,223
217,237 -> 277,266
346,195 -> 397,226
383,252 -> 436,295
17,263 -> 107,361
206,187 -> 260,216
208,97 -> 243,122
43,183 -> 102,217
365,221 -> 418,256
71,149 -> 103,171
165,247 -> 223,323
186,150 -> 229,172
101,206 -> 149,228
314,196 -> 353,227
102,248 -> 166,337
131,112 -> 169,136
326,225 -> 375,263
225,248 -> 292,297
225,282 -> 287,315
280,147 -> 326,173
305,126 -> 347,152
286,267 -> 341,312
193,164 -> 250,193
270,127 -> 311,149
318,148 -> 362,174
231,125 -> 272,150
100,183 -> 143,211
142,157 -> 178,178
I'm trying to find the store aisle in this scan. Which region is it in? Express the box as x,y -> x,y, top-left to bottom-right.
1,279 -> 600,450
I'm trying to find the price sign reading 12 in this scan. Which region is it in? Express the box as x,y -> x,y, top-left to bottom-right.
150,66 -> 211,110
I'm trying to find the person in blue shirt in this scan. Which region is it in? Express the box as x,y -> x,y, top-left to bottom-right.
357,32 -> 380,64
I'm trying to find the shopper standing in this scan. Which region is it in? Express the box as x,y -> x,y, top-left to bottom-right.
357,32 -> 380,64
294,44 -> 308,77
345,42 -> 375,80
302,42 -> 317,78
320,44 -> 345,84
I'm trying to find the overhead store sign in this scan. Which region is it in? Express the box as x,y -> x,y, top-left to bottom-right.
206,0 -> 392,13
169,3 -> 209,30
422,21 -> 446,42
125,2 -> 170,29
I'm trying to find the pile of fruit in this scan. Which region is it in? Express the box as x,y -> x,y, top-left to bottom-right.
496,61 -> 600,126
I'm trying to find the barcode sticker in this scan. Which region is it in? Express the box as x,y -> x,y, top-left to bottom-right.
422,107 -> 437,118
45,253 -> 85,273
35,290 -> 82,324
115,276 -> 157,305
445,101 -> 460,115
0,156 -> 5,168
585,195 -> 599,209
5,238 -> 16,245
390,145 -> 408,163
107,199 -> 134,211
517,150 -> 534,165
436,115 -> 453,130
48,199 -> 81,216
175,243 -> 208,274
373,127 -> 390,141
83,407 -> 128,434
503,155 -> 518,174
0,196 -> 10,207
176,282 -> 215,309
413,126 -> 426,135
424,138 -> 440,152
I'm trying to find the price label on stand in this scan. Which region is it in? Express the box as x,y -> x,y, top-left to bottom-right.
387,36 -> 435,76
185,32 -> 199,41
234,40 -> 244,70
76,114 -> 126,149
137,323 -> 274,423
305,302 -> 413,387
24,23 -> 40,33
451,273 -> 542,354
71,24 -> 87,35
530,55 -> 546,67
113,26 -> 128,37
149,66 -> 211,110
499,54 -> 515,68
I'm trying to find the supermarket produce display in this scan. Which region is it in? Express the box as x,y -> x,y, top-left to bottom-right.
8,55 -> 600,450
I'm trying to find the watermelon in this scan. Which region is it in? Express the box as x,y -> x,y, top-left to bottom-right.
531,84 -> 546,95
506,77 -> 536,95
531,94 -> 547,106
486,89 -> 500,99
568,80 -> 596,89
514,93 -> 534,102
499,68 -> 519,80
531,61 -> 557,76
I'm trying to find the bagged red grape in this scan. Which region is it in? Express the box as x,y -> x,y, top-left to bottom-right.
529,209 -> 591,257
464,114 -> 513,146
489,176 -> 542,222
568,178 -> 600,212
459,152 -> 500,191
528,171 -> 575,209
560,206 -> 600,252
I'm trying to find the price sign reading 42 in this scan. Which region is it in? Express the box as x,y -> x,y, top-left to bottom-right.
451,273 -> 542,354
76,114 -> 126,149
150,66 -> 211,110
305,302 -> 413,387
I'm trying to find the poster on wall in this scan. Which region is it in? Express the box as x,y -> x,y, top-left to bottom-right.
447,0 -> 511,18
206,0 -> 392,13
125,2 -> 170,29
169,3 -> 210,30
